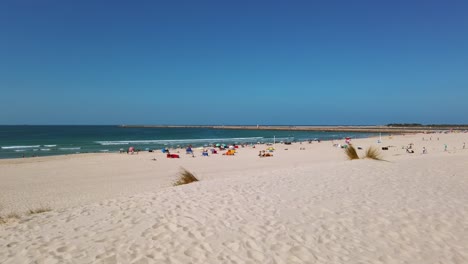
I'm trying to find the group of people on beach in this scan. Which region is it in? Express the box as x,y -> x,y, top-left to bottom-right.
258,150 -> 273,157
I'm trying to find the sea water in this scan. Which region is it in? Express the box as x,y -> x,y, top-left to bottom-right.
0,126 -> 381,159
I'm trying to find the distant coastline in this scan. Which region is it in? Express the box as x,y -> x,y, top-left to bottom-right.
119,125 -> 468,133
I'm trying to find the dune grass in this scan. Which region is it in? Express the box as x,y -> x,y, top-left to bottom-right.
344,145 -> 360,160
6,213 -> 20,219
365,146 -> 383,160
27,207 -> 52,215
0,213 -> 20,225
0,202 -> 51,224
174,167 -> 199,186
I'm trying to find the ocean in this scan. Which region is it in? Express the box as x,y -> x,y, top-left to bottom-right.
0,126 -> 381,159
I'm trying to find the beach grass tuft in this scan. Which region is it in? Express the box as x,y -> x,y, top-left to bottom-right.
174,167 -> 199,186
344,145 -> 360,160
0,213 -> 20,225
27,207 -> 52,215
6,212 -> 20,219
365,146 -> 383,160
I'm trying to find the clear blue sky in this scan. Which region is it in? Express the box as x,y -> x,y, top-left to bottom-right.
1,0 -> 467,125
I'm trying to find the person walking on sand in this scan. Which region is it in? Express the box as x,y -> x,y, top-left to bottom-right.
463,142 -> 465,149
422,147 -> 427,154
444,144 -> 448,151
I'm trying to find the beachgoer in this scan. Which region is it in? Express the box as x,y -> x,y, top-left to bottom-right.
128,146 -> 135,154
422,147 -> 427,154
463,142 -> 465,149
186,146 -> 193,154
444,144 -> 447,151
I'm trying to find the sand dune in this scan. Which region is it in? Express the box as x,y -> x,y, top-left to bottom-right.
1,133 -> 468,263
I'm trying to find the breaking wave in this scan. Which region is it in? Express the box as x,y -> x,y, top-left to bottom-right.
95,137 -> 265,146
1,145 -> 40,149
59,147 -> 81,151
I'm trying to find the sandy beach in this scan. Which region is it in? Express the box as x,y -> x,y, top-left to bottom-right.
1,133 -> 467,263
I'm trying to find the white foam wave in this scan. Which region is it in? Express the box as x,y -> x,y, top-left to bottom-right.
1,145 -> 40,149
40,149 -> 51,151
96,142 -> 130,145
44,145 -> 57,147
99,150 -> 109,152
95,137 -> 264,145
265,137 -> 294,141
15,150 -> 26,152
59,147 -> 81,150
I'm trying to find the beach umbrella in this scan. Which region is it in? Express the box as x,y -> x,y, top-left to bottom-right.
216,143 -> 220,147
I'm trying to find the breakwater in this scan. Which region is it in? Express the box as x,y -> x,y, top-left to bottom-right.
119,125 -> 464,133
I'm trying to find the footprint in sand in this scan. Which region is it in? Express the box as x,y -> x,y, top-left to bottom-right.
289,246 -> 318,262
56,245 -> 74,253
223,241 -> 240,252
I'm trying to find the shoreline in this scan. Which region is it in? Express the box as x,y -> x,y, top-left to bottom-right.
0,130 -> 388,160
0,133 -> 387,161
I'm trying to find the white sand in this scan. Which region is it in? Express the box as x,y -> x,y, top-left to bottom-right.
1,133 -> 467,263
